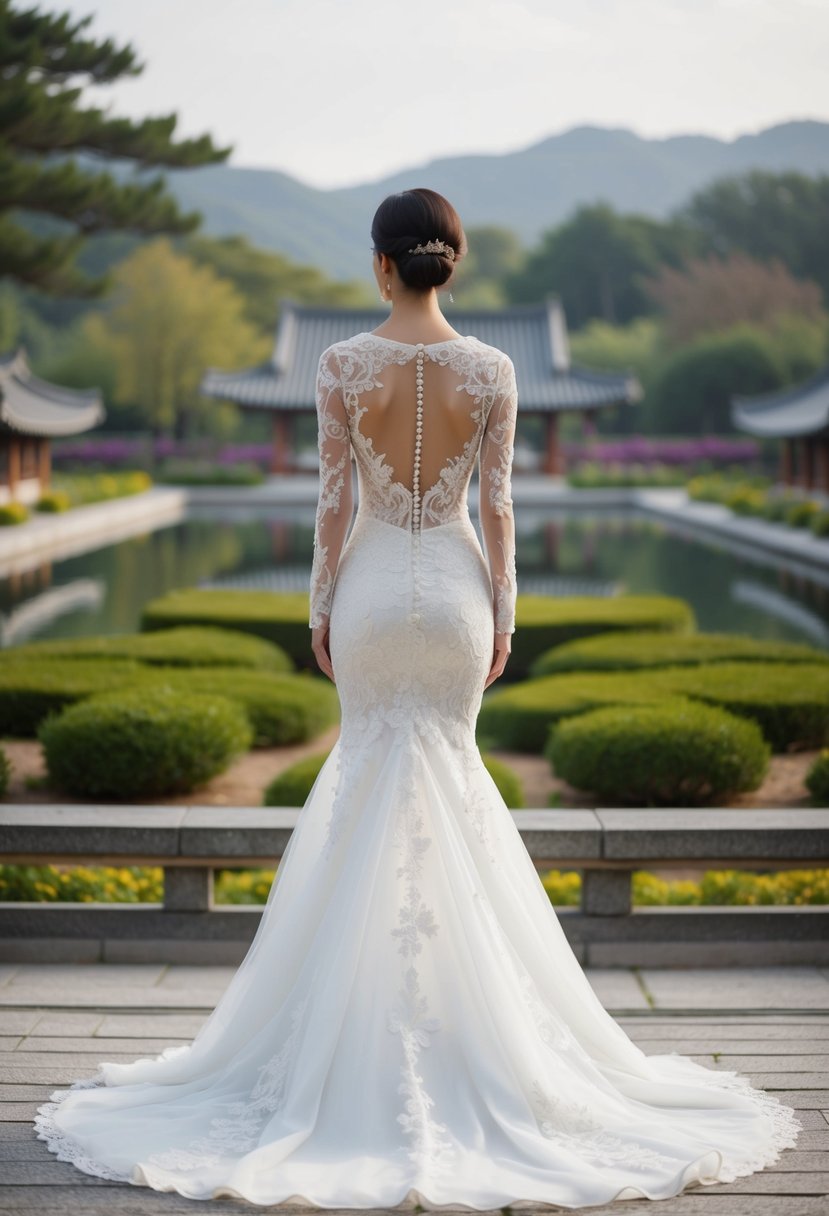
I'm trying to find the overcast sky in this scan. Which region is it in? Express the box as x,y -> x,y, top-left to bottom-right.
60,0 -> 829,190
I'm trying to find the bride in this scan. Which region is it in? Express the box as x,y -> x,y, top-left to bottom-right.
35,187 -> 800,1210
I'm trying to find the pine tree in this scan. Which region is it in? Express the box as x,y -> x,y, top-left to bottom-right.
0,0 -> 232,297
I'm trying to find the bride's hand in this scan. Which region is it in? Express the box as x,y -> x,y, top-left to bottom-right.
484,632 -> 511,689
311,624 -> 335,683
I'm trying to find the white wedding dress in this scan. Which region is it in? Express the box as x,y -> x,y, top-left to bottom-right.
35,331 -> 800,1209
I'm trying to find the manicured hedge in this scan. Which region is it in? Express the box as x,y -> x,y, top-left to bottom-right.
546,699 -> 770,805
648,662 -> 829,752
264,752 -> 330,805
0,657 -> 337,745
478,672 -> 672,752
507,594 -> 696,679
0,659 -> 145,737
264,747 -> 526,808
137,668 -> 339,748
806,750 -> 829,806
15,626 -> 293,672
141,589 -> 696,679
531,629 -> 829,677
478,662 -> 829,753
38,685 -> 252,798
141,590 -> 313,669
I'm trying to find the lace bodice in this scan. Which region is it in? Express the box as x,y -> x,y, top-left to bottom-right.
309,331 -> 518,634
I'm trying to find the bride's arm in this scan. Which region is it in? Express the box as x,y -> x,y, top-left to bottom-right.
309,346 -> 354,671
479,353 -> 518,665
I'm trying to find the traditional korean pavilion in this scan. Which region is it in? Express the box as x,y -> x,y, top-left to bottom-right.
201,297 -> 641,475
0,348 -> 105,505
731,362 -> 829,495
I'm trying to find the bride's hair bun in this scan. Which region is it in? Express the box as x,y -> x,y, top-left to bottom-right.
371,188 -> 466,293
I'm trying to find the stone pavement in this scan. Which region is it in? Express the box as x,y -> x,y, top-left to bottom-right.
0,965 -> 827,1213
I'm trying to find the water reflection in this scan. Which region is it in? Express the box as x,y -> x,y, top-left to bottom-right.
1,506 -> 827,650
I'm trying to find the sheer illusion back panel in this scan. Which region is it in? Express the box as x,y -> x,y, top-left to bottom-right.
309,333 -> 519,635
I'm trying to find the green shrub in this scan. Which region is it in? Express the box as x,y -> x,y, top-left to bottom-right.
0,746 -> 9,797
0,658 -> 145,736
156,460 -> 264,486
531,630 -> 829,677
142,589 -> 314,669
15,626 -> 293,673
145,668 -> 339,747
648,661 -> 829,751
810,510 -> 829,537
38,685 -> 252,798
481,662 -> 829,754
482,753 -> 525,807
478,671 -> 673,752
546,698 -> 769,805
0,864 -> 163,902
507,594 -> 695,679
0,501 -> 29,525
264,751 -> 330,805
35,490 -> 72,512
786,499 -> 822,528
806,749 -> 829,806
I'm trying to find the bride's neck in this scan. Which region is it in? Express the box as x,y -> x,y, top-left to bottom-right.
379,291 -> 456,340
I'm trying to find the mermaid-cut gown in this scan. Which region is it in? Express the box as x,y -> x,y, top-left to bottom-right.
35,331 -> 800,1209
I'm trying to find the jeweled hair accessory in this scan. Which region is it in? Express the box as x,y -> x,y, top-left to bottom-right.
407,238 -> 455,261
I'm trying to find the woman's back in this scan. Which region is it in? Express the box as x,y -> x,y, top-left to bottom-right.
310,330 -> 518,634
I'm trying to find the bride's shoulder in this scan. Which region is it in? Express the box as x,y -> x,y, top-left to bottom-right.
464,337 -> 514,378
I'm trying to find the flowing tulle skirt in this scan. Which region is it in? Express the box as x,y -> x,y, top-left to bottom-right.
35,510 -> 800,1209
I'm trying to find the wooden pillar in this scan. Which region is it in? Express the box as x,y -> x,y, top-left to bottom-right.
271,412 -> 291,474
779,438 -> 793,486
38,438 -> 51,491
544,413 -> 565,476
798,436 -> 813,491
815,436 -> 829,495
8,437 -> 20,500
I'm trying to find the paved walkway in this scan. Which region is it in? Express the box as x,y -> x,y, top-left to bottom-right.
0,966 -> 827,1213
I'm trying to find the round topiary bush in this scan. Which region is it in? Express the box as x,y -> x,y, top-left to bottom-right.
546,698 -> 770,806
806,750 -> 829,806
481,753 -> 525,808
264,752 -> 331,805
38,685 -> 252,798
530,630 -> 829,677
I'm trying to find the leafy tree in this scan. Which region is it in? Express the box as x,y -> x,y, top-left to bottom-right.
677,170 -> 829,304
647,326 -> 784,434
642,251 -> 825,346
505,203 -> 699,327
84,238 -> 269,439
184,234 -> 371,334
452,225 -> 525,307
0,0 -> 231,298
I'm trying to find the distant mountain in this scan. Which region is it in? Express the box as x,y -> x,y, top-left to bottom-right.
153,119 -> 829,285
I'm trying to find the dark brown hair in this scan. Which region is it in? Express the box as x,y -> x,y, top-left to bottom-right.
371,187 -> 467,292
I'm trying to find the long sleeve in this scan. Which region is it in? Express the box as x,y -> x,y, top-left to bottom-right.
479,353 -> 518,635
309,345 -> 354,630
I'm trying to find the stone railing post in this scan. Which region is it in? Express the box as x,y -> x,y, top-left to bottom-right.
163,865 -> 212,912
581,868 -> 632,916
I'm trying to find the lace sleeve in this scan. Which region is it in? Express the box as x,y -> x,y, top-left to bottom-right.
479,353 -> 518,635
309,345 -> 354,630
